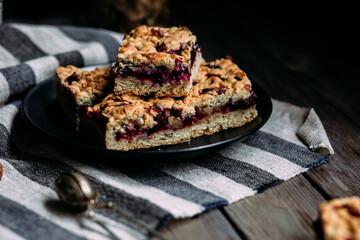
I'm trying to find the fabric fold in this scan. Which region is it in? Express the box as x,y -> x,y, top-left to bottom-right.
297,108 -> 334,155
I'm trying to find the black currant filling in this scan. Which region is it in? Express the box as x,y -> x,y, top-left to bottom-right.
111,43 -> 200,85
86,109 -> 108,132
118,63 -> 190,85
61,86 -> 90,117
64,72 -> 81,85
220,92 -> 257,113
112,92 -> 257,141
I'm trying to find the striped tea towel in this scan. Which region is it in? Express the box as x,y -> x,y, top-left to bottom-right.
0,23 -> 123,104
0,23 -> 334,240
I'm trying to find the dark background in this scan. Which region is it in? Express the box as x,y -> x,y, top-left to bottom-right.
3,0 -> 359,62
3,0 -> 360,121
4,0 -> 358,68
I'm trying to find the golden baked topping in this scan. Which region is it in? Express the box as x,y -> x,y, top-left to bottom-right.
185,57 -> 252,105
56,66 -> 112,102
114,25 -> 197,69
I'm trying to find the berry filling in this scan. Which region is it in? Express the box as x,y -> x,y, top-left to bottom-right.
64,72 -> 81,85
220,92 -> 257,113
112,92 -> 257,141
118,64 -> 190,85
111,43 -> 200,86
86,108 -> 108,132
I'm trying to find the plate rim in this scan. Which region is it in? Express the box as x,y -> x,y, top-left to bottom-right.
21,77 -> 272,156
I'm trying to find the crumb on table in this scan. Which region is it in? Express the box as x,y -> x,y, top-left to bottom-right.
319,196 -> 360,240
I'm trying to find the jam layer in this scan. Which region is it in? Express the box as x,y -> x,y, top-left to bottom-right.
111,44 -> 200,85
113,92 -> 257,141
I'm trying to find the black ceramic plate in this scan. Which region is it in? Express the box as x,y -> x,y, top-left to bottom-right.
21,77 -> 272,160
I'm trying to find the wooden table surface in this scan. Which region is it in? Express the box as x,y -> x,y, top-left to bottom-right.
156,2 -> 360,239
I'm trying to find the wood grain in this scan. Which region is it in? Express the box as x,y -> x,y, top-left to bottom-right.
223,175 -> 326,240
157,209 -> 242,240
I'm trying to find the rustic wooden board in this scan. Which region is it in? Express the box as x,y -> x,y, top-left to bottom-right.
158,209 -> 242,240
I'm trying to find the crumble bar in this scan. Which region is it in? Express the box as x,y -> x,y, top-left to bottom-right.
319,197 -> 360,240
111,25 -> 203,97
80,57 -> 258,151
186,57 -> 257,138
54,65 -> 113,129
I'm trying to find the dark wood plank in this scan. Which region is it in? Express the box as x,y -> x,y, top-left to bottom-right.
304,111 -> 360,198
156,209 -> 242,240
223,175 -> 326,240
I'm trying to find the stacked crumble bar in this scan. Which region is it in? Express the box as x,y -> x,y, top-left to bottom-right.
55,25 -> 258,151
111,25 -> 202,97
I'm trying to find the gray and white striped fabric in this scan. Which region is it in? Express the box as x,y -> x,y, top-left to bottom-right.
0,23 -> 123,104
0,23 -> 334,240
